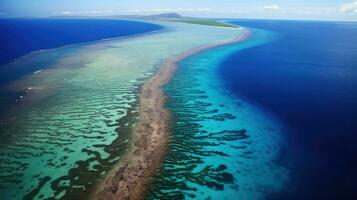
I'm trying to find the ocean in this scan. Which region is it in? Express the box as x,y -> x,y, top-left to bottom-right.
148,20 -> 357,199
148,28 -> 288,199
0,19 -> 161,111
222,20 -> 357,199
0,20 -> 241,199
1,18 -> 356,199
0,19 -> 162,199
0,19 -> 161,66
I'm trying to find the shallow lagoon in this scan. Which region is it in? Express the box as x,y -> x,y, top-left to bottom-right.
0,21 -> 241,199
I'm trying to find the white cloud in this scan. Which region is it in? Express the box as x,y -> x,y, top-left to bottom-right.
127,6 -> 286,15
60,10 -> 113,16
340,1 -> 357,13
262,4 -> 281,11
61,11 -> 72,15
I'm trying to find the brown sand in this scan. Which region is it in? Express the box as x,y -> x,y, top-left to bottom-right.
94,28 -> 251,200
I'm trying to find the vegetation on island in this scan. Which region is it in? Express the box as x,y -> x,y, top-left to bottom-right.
128,13 -> 238,28
170,19 -> 238,28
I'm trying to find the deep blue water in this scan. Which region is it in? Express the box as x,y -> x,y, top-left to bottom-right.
0,19 -> 161,66
222,20 -> 357,199
0,19 -> 161,112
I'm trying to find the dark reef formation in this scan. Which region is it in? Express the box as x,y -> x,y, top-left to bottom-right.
0,77 -> 150,199
146,58 -> 252,199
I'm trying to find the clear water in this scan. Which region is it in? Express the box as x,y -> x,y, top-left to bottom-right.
0,19 -> 162,66
221,20 -> 357,199
148,29 -> 290,199
0,21 -> 241,199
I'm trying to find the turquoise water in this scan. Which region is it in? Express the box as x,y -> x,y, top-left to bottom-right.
0,21 -> 241,199
0,42 -> 145,199
148,29 -> 289,199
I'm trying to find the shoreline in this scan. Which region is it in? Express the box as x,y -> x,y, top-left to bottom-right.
94,27 -> 251,200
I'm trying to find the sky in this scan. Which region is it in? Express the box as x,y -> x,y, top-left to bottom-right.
1,0 -> 357,21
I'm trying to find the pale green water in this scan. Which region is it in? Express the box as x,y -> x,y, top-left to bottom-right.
0,22 -> 242,199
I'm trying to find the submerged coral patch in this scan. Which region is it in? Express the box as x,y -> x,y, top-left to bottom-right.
147,30 -> 289,199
